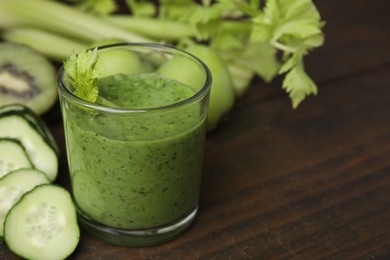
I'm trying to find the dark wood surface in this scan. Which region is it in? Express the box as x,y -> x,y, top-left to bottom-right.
1,0 -> 390,259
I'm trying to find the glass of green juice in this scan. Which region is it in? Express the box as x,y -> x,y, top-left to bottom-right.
57,43 -> 211,247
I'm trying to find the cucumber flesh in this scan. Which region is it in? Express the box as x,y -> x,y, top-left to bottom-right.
0,115 -> 58,182
0,168 -> 49,242
4,185 -> 80,260
0,138 -> 33,179
0,104 -> 60,156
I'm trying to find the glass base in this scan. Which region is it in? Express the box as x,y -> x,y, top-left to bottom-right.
77,206 -> 198,247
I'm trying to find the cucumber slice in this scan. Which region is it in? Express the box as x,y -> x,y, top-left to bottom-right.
0,114 -> 58,182
0,138 -> 33,179
0,168 -> 49,242
4,185 -> 80,260
0,104 -> 60,156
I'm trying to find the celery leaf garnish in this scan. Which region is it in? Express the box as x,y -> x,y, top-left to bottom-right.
64,48 -> 100,103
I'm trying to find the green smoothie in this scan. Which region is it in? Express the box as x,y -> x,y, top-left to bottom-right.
63,73 -> 206,229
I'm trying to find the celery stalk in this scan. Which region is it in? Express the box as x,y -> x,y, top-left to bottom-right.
221,21 -> 253,34
2,28 -> 88,61
105,15 -> 196,41
106,16 -> 251,42
0,10 -> 24,30
0,0 -> 151,43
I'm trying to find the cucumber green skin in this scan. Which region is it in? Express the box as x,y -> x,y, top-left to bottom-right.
0,113 -> 58,182
4,184 -> 80,260
0,168 -> 49,242
0,104 -> 60,156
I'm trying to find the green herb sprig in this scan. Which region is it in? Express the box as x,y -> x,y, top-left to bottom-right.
63,48 -> 100,103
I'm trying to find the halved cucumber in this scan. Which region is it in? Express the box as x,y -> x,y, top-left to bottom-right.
0,168 -> 49,242
0,104 -> 59,156
0,114 -> 58,182
4,185 -> 80,260
0,138 -> 33,179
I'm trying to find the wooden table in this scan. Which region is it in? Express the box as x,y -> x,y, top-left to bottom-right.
1,0 -> 389,259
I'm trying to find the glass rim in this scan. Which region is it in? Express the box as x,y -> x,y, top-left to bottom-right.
57,42 -> 212,113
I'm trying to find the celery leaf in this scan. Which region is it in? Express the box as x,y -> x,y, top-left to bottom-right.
283,60 -> 317,108
251,0 -> 324,51
213,0 -> 248,18
64,48 -> 100,103
235,43 -> 280,83
160,1 -> 225,40
189,5 -> 222,40
159,0 -> 198,22
250,0 -> 324,107
211,31 -> 247,50
126,0 -> 156,17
